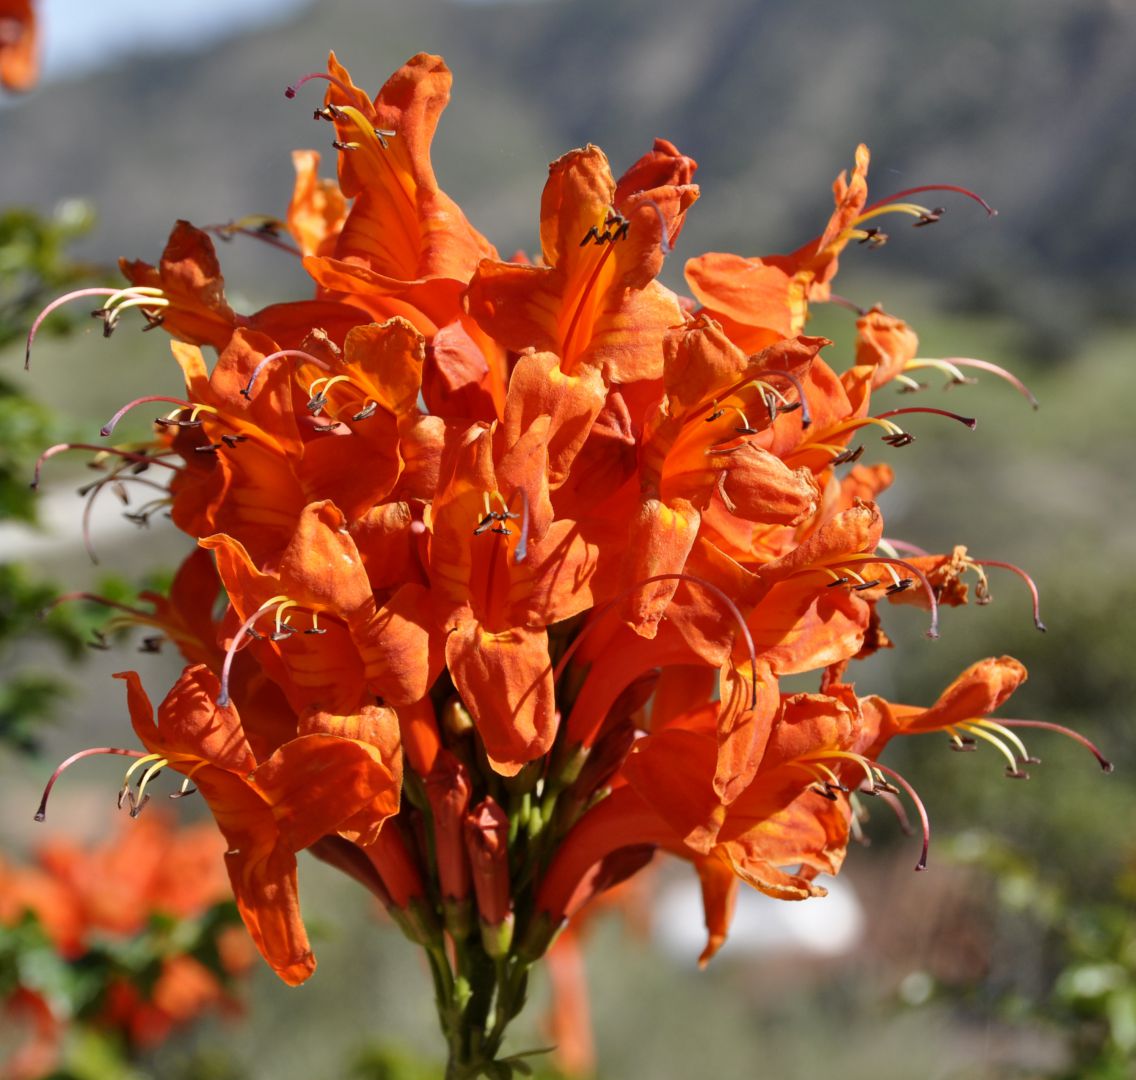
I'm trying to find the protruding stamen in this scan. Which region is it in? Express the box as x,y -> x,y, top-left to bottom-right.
904,357 -> 1039,410
870,761 -> 931,871
873,405 -> 977,431
970,558 -> 1046,631
994,720 -> 1113,773
284,70 -> 356,100
826,293 -> 869,317
241,349 -> 332,398
956,722 -> 1023,775
36,746 -> 146,821
217,595 -> 290,707
132,757 -> 170,813
861,184 -> 997,219
203,218 -> 301,257
31,443 -> 181,491
758,368 -> 812,428
25,286 -> 167,370
100,396 -> 219,437
821,554 -> 941,638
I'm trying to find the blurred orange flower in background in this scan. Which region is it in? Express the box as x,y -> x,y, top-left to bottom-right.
0,0 -> 36,93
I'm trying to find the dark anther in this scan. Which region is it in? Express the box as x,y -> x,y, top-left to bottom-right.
882,432 -> 915,447
307,392 -> 328,415
779,400 -> 803,415
87,630 -> 110,651
580,212 -> 630,246
1004,767 -> 1031,780
1024,754 -> 1042,765
141,311 -> 165,331
873,780 -> 900,795
332,140 -> 357,151
271,626 -> 298,641
220,434 -> 248,448
826,577 -> 850,588
734,425 -> 759,436
886,579 -> 913,594
129,792 -> 151,819
490,525 -> 512,536
304,626 -> 328,636
762,390 -> 778,423
311,420 -> 342,433
246,628 -> 264,641
374,127 -> 396,148
853,579 -> 882,591
153,417 -> 178,427
858,227 -> 888,247
899,380 -> 929,394
813,785 -> 839,801
139,637 -> 164,654
705,409 -> 725,423
130,459 -> 150,475
832,446 -> 865,466
169,785 -> 197,800
913,207 -> 945,228
194,443 -> 221,455
124,510 -> 152,526
176,419 -> 204,429
474,510 -> 520,536
255,220 -> 283,238
352,402 -> 378,421
949,737 -> 978,752
111,481 -> 129,504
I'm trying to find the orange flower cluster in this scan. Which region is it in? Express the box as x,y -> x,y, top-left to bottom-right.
0,817 -> 250,1078
29,51 -> 1110,1071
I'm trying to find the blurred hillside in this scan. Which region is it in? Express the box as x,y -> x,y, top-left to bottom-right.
1,0 -> 1134,346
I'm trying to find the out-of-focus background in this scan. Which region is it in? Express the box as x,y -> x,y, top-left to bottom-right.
2,0 -> 1134,1077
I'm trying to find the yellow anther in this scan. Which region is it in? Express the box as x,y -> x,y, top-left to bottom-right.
803,749 -> 876,791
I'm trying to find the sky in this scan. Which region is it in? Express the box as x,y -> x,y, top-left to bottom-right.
37,0 -> 313,83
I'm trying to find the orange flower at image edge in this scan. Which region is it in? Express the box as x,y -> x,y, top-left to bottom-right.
0,0 -> 37,92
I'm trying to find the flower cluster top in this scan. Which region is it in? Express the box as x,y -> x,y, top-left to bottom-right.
31,53 -> 1109,989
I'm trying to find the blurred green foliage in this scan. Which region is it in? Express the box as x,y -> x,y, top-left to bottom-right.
945,832 -> 1136,1079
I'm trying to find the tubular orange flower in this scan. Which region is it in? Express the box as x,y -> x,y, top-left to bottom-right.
465,142 -> 698,385
117,664 -> 401,984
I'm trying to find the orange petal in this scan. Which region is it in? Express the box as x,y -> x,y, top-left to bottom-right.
445,620 -> 556,774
